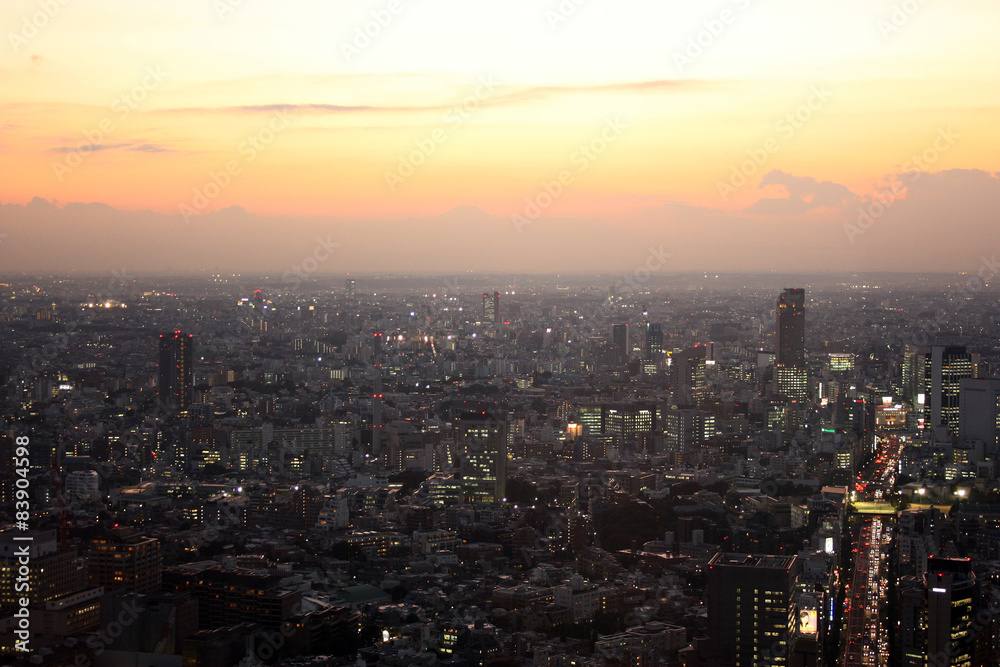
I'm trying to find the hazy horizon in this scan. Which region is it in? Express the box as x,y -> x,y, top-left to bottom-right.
3,0 -> 999,274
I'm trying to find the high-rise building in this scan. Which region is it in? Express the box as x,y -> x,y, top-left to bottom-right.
645,322 -> 663,360
906,345 -> 975,434
345,275 -> 356,298
925,556 -> 979,667
959,378 -> 1000,455
456,411 -> 506,503
774,289 -> 806,401
158,331 -> 193,413
87,528 -> 163,595
611,323 -> 628,365
482,291 -> 501,323
775,289 -> 805,369
707,553 -> 800,667
671,345 -> 706,404
663,407 -> 716,454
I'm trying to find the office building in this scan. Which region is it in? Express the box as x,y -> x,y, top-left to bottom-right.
483,291 -> 500,323
959,378 -> 1000,455
671,345 -> 706,404
645,322 -> 664,360
926,556 -> 979,667
158,331 -> 193,413
163,563 -> 301,630
906,345 -> 975,434
611,323 -> 628,365
88,529 -> 163,595
775,289 -> 805,369
345,275 -> 356,298
774,289 -> 806,400
456,411 -> 507,503
707,553 -> 800,667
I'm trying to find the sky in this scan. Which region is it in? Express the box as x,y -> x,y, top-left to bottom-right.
1,0 -> 999,274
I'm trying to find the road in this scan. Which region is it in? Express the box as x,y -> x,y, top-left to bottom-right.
841,435 -> 903,666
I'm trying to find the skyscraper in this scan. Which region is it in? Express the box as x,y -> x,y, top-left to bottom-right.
959,378 -> 1000,455
483,291 -> 500,323
774,288 -> 806,401
906,345 -> 975,434
456,411 -> 506,503
775,288 -> 805,369
645,322 -> 663,359
671,345 -> 706,405
707,553 -> 800,667
611,323 -> 628,365
158,331 -> 193,412
925,556 -> 979,667
345,275 -> 356,298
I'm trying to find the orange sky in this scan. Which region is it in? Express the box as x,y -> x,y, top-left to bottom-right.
1,0 -> 999,273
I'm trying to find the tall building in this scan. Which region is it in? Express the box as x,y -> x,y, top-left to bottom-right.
663,407 -> 716,454
906,345 -> 975,434
345,275 -> 356,298
775,289 -> 805,369
645,322 -> 663,360
959,378 -> 1000,455
456,411 -> 507,503
671,345 -> 706,404
158,331 -> 193,412
774,289 -> 806,401
707,553 -> 800,667
482,291 -> 501,323
611,323 -> 628,365
925,556 -> 979,667
87,529 -> 163,595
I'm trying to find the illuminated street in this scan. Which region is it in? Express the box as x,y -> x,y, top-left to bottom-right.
842,436 -> 903,666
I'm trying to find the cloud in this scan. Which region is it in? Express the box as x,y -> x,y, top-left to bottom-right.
49,141 -> 171,154
2,169 -> 998,275
130,143 -> 172,152
747,171 -> 859,215
156,78 -> 711,117
49,142 -> 132,153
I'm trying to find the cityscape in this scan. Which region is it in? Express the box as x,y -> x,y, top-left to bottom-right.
3,1 -> 1000,666
3,273 -> 1000,666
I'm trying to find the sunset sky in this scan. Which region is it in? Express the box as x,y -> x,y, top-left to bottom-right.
2,0 -> 999,274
